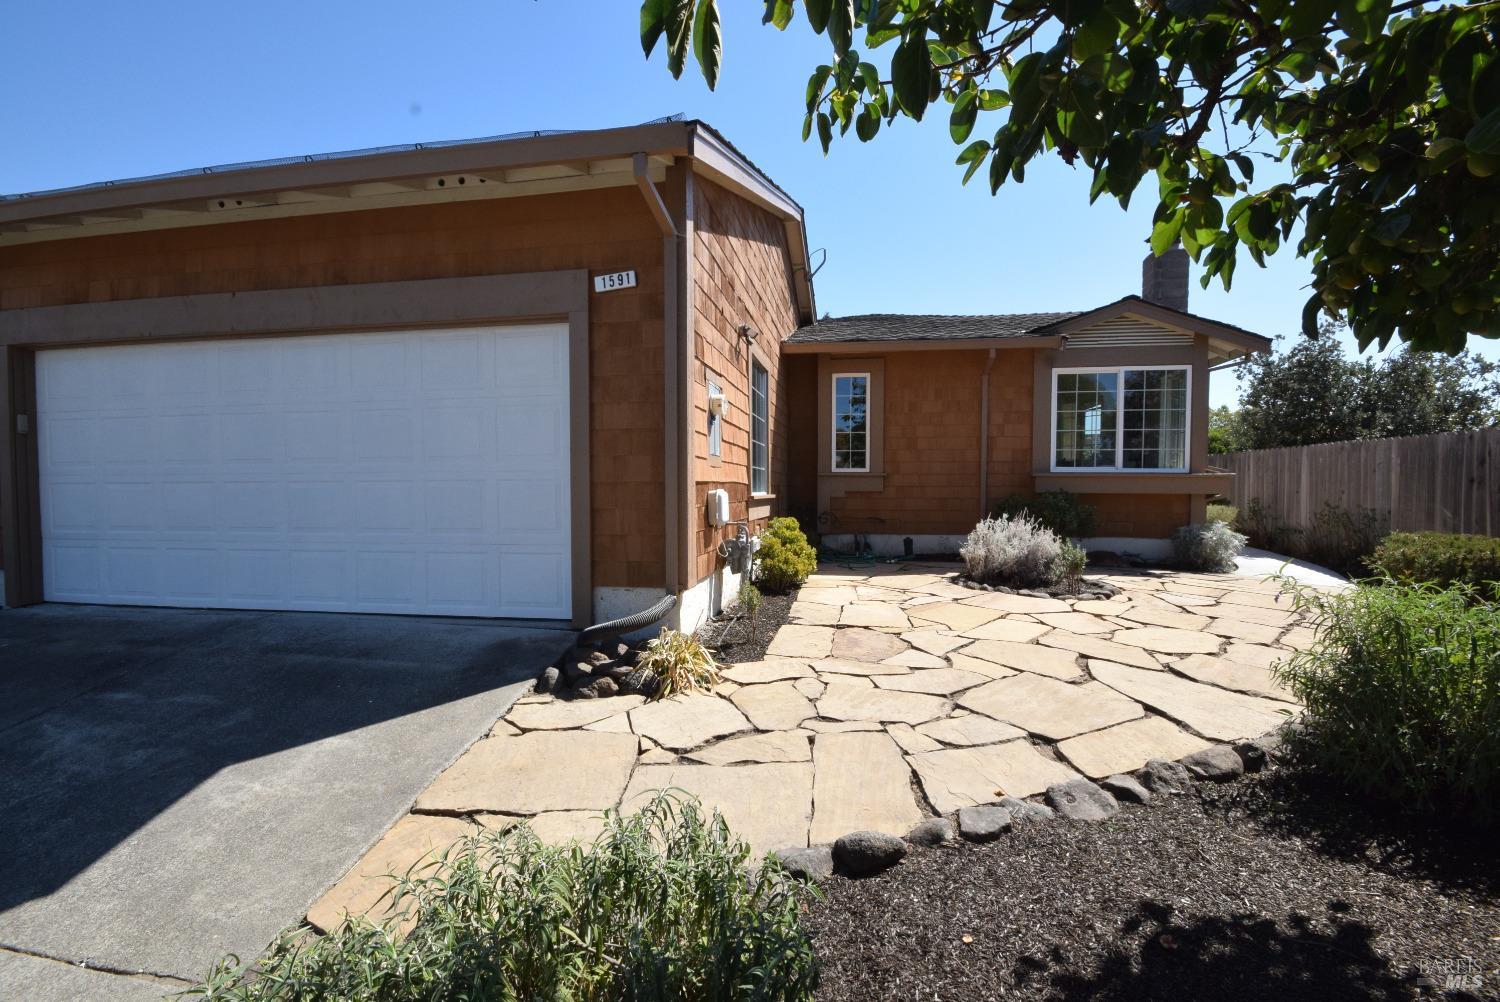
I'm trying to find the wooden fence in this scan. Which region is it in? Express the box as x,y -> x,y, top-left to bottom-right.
1216,427 -> 1500,537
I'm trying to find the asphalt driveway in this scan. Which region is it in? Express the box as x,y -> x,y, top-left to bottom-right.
0,604 -> 572,1000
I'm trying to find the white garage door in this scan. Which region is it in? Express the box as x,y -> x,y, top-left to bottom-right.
35,324 -> 571,619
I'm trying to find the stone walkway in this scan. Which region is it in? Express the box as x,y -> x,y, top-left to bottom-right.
308,561 -> 1326,930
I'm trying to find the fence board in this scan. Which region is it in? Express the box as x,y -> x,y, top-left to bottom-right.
1218,428 -> 1500,537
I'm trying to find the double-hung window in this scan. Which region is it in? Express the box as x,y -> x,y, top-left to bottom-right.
750,361 -> 769,494
831,372 -> 870,472
1052,366 -> 1189,472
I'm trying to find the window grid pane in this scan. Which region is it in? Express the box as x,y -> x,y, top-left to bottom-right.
751,363 -> 769,493
1055,367 -> 1187,470
833,374 -> 869,471
1053,371 -> 1117,467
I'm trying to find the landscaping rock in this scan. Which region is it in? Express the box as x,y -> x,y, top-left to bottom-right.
1137,757 -> 1193,794
535,665 -> 560,694
1045,778 -> 1120,821
1180,744 -> 1246,781
771,845 -> 834,883
833,831 -> 909,877
562,661 -> 593,686
957,804 -> 1013,842
1233,740 -> 1269,773
1100,773 -> 1152,805
570,684 -> 599,699
998,796 -> 1055,824
576,676 -> 619,699
588,650 -> 614,668
905,818 -> 956,847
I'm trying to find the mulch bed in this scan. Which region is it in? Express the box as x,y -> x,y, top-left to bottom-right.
806,770 -> 1500,1001
699,588 -> 796,664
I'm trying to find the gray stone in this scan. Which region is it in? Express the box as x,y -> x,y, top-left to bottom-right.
562,661 -> 593,685
535,665 -> 560,694
1234,740 -> 1269,773
770,845 -> 834,883
618,667 -> 660,697
571,684 -> 599,699
1180,744 -> 1246,781
588,650 -> 614,667
906,818 -> 956,847
1100,773 -> 1152,804
998,796 -> 1055,824
833,830 -> 909,876
1045,778 -> 1120,821
1137,757 -> 1193,794
577,676 -> 619,699
957,804 -> 1013,841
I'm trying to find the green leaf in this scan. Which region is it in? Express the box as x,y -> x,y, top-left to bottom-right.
1467,105 -> 1500,155
692,0 -> 723,90
950,88 -> 978,143
1335,0 -> 1391,44
816,111 -> 833,151
828,0 -> 855,56
856,103 -> 882,141
641,0 -> 669,57
1229,152 -> 1255,183
1151,208 -> 1184,256
978,88 -> 1010,110
662,0 -> 694,78
956,139 -> 991,183
806,65 -> 832,112
1007,52 -> 1045,123
1282,0 -> 1338,39
1072,8 -> 1119,62
762,0 -> 793,30
805,0 -> 833,33
891,30 -> 932,119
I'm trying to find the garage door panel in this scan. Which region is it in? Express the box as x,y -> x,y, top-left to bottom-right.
37,324 -> 571,618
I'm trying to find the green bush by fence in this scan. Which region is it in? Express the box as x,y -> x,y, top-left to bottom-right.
1367,532 -> 1500,603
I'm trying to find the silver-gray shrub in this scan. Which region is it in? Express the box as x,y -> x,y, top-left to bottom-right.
1172,520 -> 1248,572
961,513 -> 1064,587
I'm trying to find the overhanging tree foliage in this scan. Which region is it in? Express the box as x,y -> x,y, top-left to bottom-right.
640,0 -> 1500,353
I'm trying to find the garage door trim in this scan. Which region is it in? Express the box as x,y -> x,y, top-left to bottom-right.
1,271 -> 592,625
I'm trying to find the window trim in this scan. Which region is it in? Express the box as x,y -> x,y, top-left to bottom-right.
830,370 -> 872,474
706,376 -> 722,461
1049,364 -> 1191,474
750,358 -> 770,496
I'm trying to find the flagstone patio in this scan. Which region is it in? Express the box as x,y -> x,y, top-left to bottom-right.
308,560 -> 1330,930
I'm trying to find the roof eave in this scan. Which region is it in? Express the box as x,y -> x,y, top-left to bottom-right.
0,120 -> 696,227
783,334 -> 1064,354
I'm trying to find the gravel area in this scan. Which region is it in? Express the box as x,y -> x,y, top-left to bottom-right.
806,770 -> 1499,1001
699,589 -> 795,664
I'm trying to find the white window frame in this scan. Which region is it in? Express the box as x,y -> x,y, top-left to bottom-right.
750,359 -> 770,495
1049,364 -> 1192,473
830,371 -> 872,473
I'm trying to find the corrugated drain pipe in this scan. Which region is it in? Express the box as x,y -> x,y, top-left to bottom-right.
978,348 -> 997,519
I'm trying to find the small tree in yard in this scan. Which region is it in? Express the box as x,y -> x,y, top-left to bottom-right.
738,580 -> 765,640
639,0 -> 1500,354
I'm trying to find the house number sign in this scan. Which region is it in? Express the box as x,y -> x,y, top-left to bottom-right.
593,270 -> 637,293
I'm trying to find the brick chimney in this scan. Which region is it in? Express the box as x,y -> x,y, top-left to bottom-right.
1141,244 -> 1190,312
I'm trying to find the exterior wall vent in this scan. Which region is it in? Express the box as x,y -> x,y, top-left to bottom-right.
1064,314 -> 1194,350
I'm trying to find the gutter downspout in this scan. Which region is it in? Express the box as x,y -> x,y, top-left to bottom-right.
979,348 -> 997,519
635,153 -> 685,601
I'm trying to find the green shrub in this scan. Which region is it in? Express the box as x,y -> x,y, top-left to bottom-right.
1274,578 -> 1500,822
737,580 -> 764,640
755,517 -> 818,594
1205,503 -> 1238,528
1368,532 -> 1500,602
992,490 -> 1096,539
1242,498 -> 1384,577
189,792 -> 820,1001
1171,521 -> 1247,572
1050,540 -> 1088,592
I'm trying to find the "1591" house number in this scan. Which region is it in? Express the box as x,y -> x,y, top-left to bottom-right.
593,270 -> 637,293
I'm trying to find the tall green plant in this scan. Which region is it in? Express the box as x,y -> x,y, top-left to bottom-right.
188,792 -> 820,1001
755,517 -> 818,594
1274,578 -> 1500,822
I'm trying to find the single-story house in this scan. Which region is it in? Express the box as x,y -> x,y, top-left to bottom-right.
0,119 -> 1268,632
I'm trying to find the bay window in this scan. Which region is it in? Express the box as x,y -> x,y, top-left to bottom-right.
1052,366 -> 1189,472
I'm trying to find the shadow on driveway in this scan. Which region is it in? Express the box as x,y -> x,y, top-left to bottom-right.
0,603 -> 571,985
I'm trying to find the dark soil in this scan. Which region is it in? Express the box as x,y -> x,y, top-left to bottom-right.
698,588 -> 796,664
806,770 -> 1500,1001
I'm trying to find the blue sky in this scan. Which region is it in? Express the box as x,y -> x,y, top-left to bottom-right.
7,1 -> 1493,408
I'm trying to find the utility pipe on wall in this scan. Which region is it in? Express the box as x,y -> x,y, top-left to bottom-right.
978,348 -> 997,519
